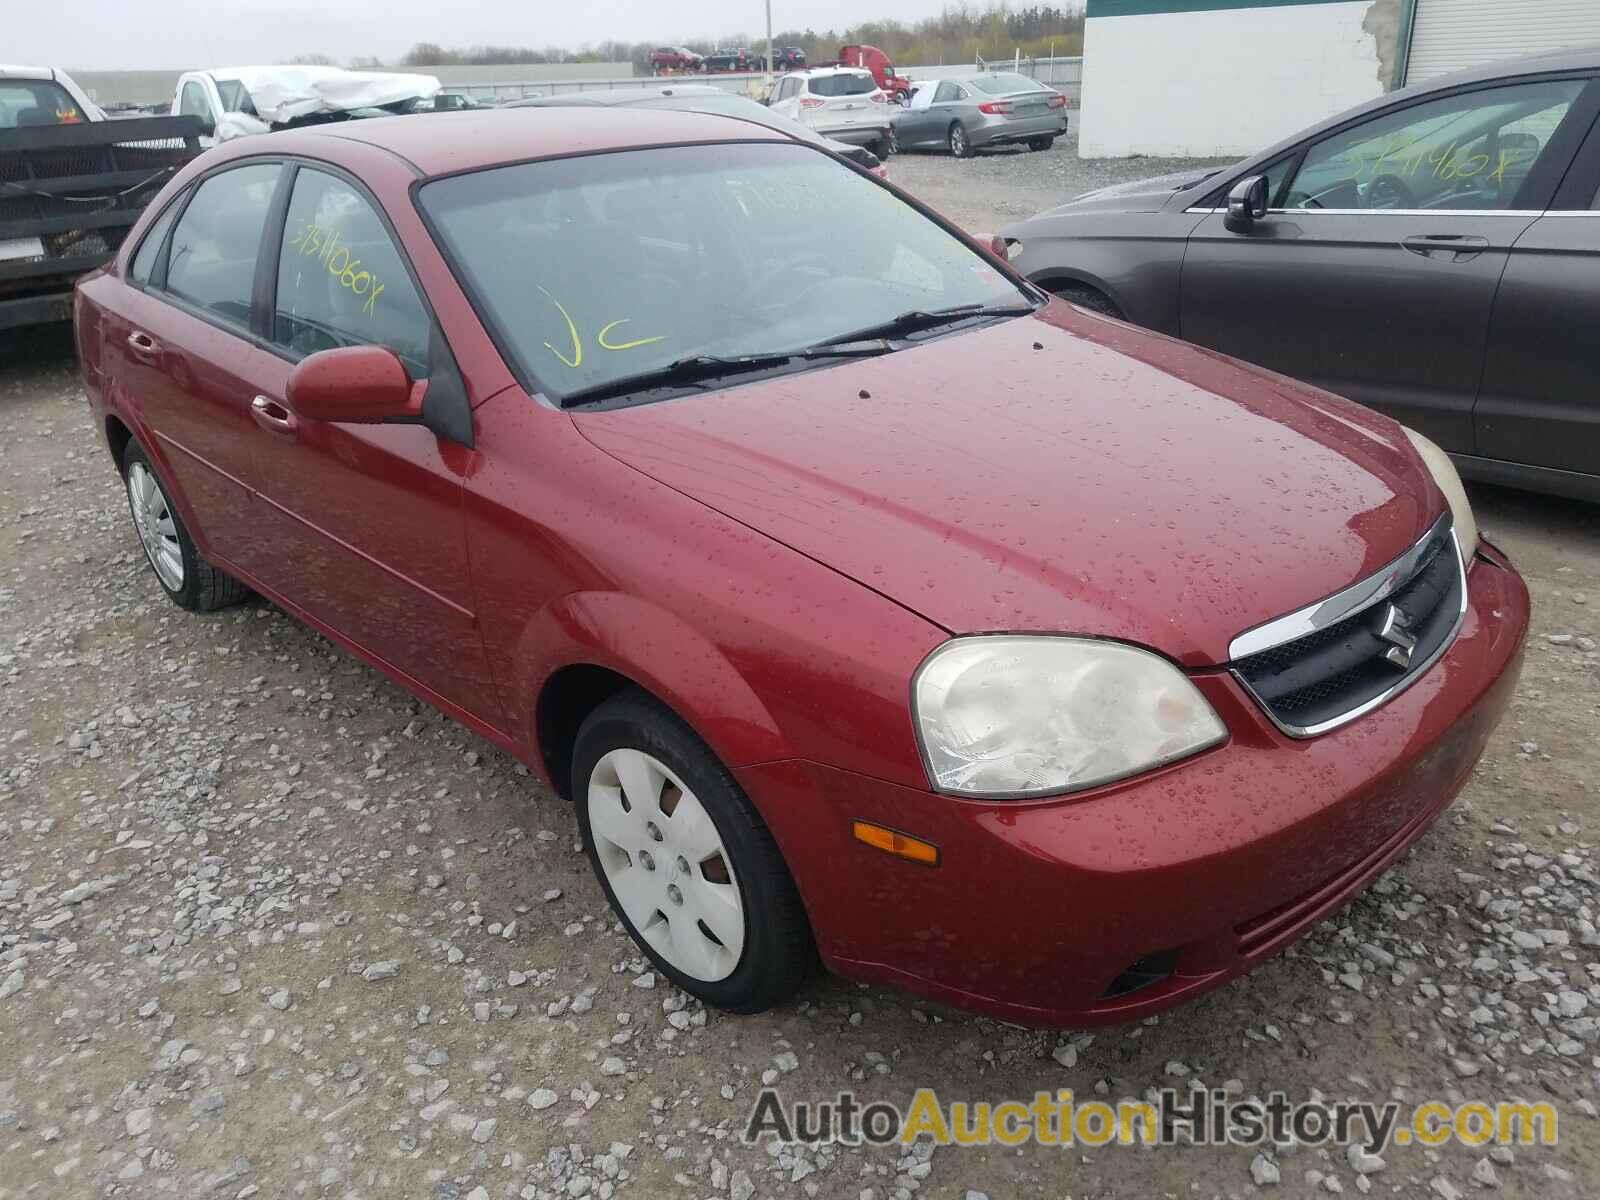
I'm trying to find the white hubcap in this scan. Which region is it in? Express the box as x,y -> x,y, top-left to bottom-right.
587,748 -> 746,982
127,462 -> 184,591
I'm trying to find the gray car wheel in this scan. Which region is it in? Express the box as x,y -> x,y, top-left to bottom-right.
949,122 -> 973,158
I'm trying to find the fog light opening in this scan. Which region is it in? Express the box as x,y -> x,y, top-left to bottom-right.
1100,949 -> 1178,1000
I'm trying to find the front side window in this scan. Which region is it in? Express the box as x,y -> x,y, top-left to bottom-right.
273,168 -> 432,376
419,142 -> 1026,404
811,72 -> 875,98
164,164 -> 280,326
1283,78 -> 1585,211
0,80 -> 85,128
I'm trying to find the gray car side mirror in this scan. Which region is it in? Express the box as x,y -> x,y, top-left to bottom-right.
1225,174 -> 1270,233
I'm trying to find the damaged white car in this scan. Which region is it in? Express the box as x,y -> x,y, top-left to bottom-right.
169,65 -> 442,145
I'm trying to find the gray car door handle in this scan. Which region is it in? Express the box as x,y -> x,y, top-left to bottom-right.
1401,234 -> 1490,262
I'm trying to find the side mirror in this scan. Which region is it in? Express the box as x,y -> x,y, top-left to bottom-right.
287,345 -> 425,424
1224,174 -> 1270,233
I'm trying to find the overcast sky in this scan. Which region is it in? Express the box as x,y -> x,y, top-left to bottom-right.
15,0 -> 964,71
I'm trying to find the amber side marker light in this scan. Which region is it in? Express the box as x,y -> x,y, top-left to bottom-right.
852,821 -> 940,866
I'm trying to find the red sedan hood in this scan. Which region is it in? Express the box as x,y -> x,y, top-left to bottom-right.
574,303 -> 1439,666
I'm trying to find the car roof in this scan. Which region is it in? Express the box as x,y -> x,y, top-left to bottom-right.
282,106 -> 787,176
0,65 -> 59,82
794,66 -> 873,78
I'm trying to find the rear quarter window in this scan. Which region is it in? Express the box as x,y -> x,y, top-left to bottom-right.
0,80 -> 87,129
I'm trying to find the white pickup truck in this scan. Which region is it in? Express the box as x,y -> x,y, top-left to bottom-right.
170,65 -> 443,146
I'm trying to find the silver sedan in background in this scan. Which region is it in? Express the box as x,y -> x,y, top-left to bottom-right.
892,72 -> 1068,157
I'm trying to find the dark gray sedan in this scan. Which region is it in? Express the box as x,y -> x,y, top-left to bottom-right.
1002,49 -> 1600,503
893,73 -> 1068,157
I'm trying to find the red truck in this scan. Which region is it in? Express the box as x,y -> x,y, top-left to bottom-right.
839,45 -> 912,102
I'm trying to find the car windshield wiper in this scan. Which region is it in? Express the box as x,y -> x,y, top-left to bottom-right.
558,344 -> 891,408
807,302 -> 1035,350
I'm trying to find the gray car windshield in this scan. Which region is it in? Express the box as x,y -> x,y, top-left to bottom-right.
419,142 -> 1026,403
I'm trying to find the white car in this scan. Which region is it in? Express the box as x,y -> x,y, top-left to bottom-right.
171,66 -> 441,146
767,67 -> 892,158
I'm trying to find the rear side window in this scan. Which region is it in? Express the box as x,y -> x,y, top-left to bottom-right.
0,80 -> 86,129
165,164 -> 280,326
810,72 -> 875,98
177,81 -> 209,118
129,197 -> 182,285
273,168 -> 432,377
934,82 -> 961,103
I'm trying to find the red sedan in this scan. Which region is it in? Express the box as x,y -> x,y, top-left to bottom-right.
75,108 -> 1529,1026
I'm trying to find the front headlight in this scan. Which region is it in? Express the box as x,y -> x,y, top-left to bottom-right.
1401,427 -> 1478,559
912,636 -> 1227,799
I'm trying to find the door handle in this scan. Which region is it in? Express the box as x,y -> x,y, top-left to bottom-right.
126,330 -> 159,360
1400,234 -> 1490,262
250,395 -> 298,436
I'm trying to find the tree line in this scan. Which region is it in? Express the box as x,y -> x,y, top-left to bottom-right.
385,4 -> 1085,71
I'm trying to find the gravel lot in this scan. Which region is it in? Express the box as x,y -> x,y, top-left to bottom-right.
3,141 -> 1600,1200
885,127 -> 1235,232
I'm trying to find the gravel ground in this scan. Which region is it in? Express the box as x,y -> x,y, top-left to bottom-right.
3,145 -> 1600,1200
885,126 -> 1236,231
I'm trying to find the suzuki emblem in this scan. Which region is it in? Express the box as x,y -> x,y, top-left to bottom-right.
1374,604 -> 1417,671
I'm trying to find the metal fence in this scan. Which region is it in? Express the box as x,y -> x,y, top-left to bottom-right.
442,56 -> 1086,108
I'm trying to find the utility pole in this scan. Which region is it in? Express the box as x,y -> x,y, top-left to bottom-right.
766,0 -> 774,88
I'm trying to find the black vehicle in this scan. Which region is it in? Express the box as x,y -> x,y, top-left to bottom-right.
505,85 -> 884,176
1002,48 -> 1600,503
704,48 -> 762,73
772,47 -> 808,72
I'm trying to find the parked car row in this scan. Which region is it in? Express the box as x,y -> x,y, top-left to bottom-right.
75,80 -> 1530,1032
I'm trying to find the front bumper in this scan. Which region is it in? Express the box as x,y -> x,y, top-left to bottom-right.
970,111 -> 1069,147
740,546 -> 1529,1026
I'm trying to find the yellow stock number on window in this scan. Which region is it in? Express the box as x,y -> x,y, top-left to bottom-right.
539,286 -> 665,369
288,223 -> 387,317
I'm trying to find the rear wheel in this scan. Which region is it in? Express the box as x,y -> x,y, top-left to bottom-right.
1028,136 -> 1055,152
887,126 -> 900,155
574,690 -> 815,1013
872,135 -> 893,159
121,442 -> 249,612
949,122 -> 973,158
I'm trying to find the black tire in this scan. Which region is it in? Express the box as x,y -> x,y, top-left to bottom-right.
872,135 -> 893,160
1048,282 -> 1123,319
949,122 -> 974,158
121,441 -> 250,612
1028,136 -> 1054,152
573,689 -> 815,1013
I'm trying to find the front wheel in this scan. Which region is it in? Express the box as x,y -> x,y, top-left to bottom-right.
574,690 -> 815,1013
949,122 -> 973,158
1028,136 -> 1054,152
888,126 -> 900,155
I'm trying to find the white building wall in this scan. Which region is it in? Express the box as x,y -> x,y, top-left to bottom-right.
1078,1 -> 1387,157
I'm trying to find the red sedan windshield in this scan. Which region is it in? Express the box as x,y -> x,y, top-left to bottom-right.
418,142 -> 1024,403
